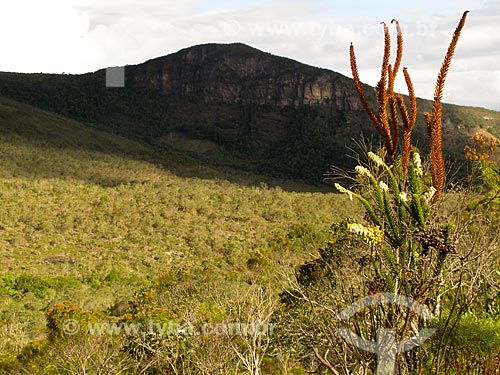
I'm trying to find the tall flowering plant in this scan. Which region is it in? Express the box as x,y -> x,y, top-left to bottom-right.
334,11 -> 468,308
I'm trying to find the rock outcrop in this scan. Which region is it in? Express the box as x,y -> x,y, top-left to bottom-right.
128,43 -> 363,110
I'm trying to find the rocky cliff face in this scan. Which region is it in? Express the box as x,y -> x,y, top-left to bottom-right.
128,43 -> 363,111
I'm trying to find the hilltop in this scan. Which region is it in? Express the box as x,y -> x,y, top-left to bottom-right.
0,43 -> 499,182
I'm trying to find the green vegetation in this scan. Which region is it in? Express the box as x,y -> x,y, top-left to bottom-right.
0,92 -> 497,374
0,95 -> 358,373
276,12 -> 499,375
0,22 -> 499,374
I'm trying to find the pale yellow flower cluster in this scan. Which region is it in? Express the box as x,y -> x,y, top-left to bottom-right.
423,187 -> 437,203
368,152 -> 385,167
379,181 -> 389,192
348,223 -> 383,245
355,165 -> 372,178
334,183 -> 354,201
413,152 -> 423,176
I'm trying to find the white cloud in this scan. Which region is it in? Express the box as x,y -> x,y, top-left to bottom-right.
397,9 -> 500,110
0,0 -> 91,73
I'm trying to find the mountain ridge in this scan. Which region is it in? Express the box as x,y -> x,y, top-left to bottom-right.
0,42 -> 499,183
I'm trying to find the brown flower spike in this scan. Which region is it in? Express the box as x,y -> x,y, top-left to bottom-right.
350,19 -> 413,164
426,11 -> 469,204
350,11 -> 469,205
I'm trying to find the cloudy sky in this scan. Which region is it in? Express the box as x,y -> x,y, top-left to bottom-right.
1,0 -> 498,110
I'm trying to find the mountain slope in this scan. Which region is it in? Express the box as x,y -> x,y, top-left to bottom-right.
0,43 -> 499,183
0,95 -> 325,191
0,96 -> 153,184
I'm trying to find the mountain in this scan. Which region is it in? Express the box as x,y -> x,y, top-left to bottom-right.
0,43 -> 499,183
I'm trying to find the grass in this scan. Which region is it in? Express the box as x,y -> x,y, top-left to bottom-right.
0,96 -> 358,367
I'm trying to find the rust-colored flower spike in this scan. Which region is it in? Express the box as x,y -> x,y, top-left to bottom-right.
375,22 -> 394,157
397,67 -> 417,177
350,20 -> 406,161
387,20 -> 404,160
350,11 -> 468,204
425,10 -> 469,205
350,43 -> 392,153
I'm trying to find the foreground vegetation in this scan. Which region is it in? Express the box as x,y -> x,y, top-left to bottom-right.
0,96 -> 362,373
0,94 -> 498,374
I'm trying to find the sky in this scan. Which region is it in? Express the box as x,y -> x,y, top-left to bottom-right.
0,0 -> 499,110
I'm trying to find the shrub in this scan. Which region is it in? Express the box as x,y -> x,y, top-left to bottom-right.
45,301 -> 101,339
